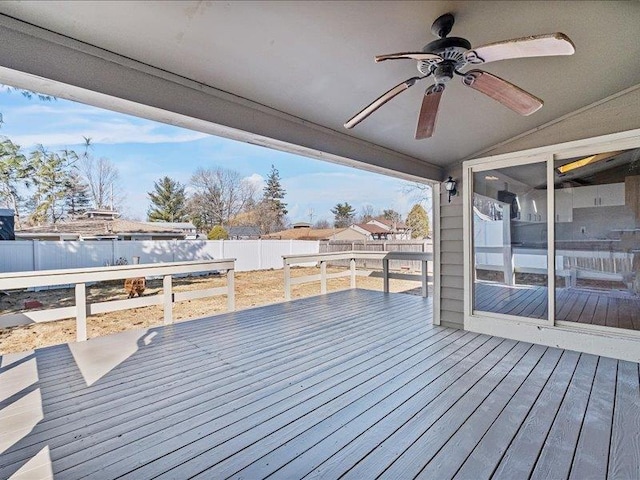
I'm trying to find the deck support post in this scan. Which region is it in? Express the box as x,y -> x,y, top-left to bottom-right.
320,261 -> 327,294
75,282 -> 87,342
350,258 -> 356,289
421,260 -> 428,297
227,268 -> 235,311
383,258 -> 390,293
284,260 -> 291,301
163,275 -> 173,325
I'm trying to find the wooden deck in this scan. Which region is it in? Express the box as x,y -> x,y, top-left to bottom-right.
475,282 -> 640,330
1,289 -> 639,479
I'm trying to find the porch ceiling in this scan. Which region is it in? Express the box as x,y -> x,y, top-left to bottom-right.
0,1 -> 639,174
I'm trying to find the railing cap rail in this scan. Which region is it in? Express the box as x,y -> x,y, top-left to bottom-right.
283,250 -> 432,263
0,259 -> 236,290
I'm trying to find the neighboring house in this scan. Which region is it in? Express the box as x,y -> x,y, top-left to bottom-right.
332,223 -> 391,241
292,222 -> 312,229
16,218 -> 187,241
227,226 -> 261,240
83,209 -> 120,220
367,219 -> 412,240
261,226 -> 343,241
144,221 -> 197,238
0,208 -> 15,240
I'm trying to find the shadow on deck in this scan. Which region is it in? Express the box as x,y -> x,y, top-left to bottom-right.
1,289 -> 639,479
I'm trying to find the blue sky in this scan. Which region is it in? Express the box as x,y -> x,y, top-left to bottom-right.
0,85 -> 430,224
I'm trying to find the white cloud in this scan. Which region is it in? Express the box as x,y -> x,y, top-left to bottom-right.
8,121 -> 209,147
243,173 -> 265,190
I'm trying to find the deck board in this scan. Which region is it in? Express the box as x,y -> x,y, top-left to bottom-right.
1,289 -> 639,479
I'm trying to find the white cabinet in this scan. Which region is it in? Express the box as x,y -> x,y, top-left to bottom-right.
573,183 -> 625,208
519,190 -> 546,223
572,185 -> 597,208
555,189 -> 573,222
598,183 -> 625,206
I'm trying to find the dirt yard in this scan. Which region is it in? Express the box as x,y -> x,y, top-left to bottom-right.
0,267 -> 424,355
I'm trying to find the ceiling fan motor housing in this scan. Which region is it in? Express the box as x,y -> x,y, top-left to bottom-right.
418,37 -> 472,76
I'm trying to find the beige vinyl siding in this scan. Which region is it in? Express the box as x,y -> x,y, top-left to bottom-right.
439,165 -> 464,328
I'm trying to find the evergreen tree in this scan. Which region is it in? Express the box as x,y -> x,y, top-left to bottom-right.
0,137 -> 31,228
331,202 -> 356,228
64,172 -> 91,218
147,176 -> 188,222
28,145 -> 77,224
262,165 -> 288,231
207,225 -> 229,240
406,204 -> 430,239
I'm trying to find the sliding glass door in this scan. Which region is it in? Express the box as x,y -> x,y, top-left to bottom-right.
468,145 -> 640,335
554,148 -> 640,331
472,160 -> 549,320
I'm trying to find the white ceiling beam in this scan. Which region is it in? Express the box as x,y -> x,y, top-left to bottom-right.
0,15 -> 442,182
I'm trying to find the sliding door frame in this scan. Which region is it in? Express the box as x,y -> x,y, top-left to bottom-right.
462,128 -> 640,362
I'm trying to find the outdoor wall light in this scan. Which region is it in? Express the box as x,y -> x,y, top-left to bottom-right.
444,176 -> 457,202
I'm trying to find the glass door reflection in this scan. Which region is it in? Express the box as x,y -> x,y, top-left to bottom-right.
472,162 -> 548,320
554,148 -> 640,331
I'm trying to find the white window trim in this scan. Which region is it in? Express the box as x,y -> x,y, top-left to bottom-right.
463,128 -> 640,362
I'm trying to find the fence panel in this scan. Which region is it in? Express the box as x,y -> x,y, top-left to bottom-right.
0,239 -> 321,274
320,240 -> 431,271
0,241 -> 34,272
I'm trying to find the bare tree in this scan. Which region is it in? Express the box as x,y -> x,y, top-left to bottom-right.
402,182 -> 433,215
313,218 -> 331,229
78,138 -> 123,210
188,167 -> 257,230
359,204 -> 376,223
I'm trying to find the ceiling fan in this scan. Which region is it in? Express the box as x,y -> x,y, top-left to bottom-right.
344,13 -> 575,139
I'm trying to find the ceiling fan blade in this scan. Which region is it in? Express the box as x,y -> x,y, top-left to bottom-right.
375,52 -> 443,63
415,84 -> 444,139
462,70 -> 543,116
344,76 -> 427,129
465,33 -> 575,65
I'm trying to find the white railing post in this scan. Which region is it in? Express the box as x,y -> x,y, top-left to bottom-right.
350,258 -> 356,289
163,275 -> 173,324
227,268 -> 235,311
75,282 -> 87,342
284,260 -> 291,301
421,260 -> 428,297
383,258 -> 390,293
320,260 -> 327,294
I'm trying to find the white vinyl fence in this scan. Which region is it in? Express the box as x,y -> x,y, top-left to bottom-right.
0,239 -> 320,274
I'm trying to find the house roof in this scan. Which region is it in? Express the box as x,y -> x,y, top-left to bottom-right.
143,221 -> 196,230
370,219 -> 409,230
228,226 -> 261,237
17,219 -> 184,236
1,2 -> 638,181
353,223 -> 389,235
262,227 -> 343,241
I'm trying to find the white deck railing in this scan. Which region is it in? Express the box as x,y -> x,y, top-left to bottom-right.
0,259 -> 235,342
282,251 -> 433,300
